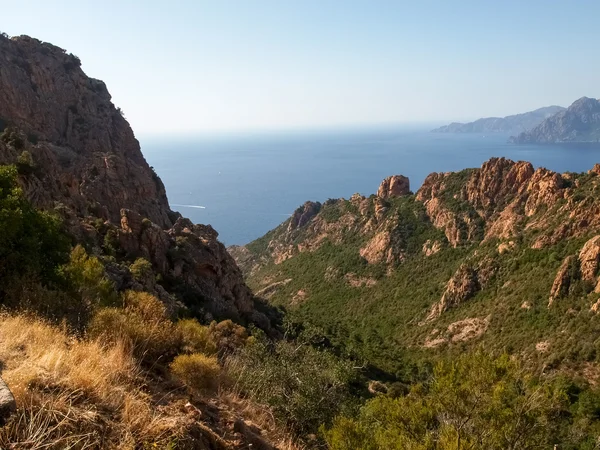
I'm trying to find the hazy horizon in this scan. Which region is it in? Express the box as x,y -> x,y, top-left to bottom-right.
3,1 -> 598,134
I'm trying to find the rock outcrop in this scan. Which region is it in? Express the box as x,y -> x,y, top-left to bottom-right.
377,175 -> 410,199
426,265 -> 480,321
510,97 -> 600,143
549,255 -> 577,307
578,236 -> 600,285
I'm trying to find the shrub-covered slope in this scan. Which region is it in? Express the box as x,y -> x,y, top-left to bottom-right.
235,158 -> 600,377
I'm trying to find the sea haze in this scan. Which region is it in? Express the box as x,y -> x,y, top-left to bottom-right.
140,127 -> 600,246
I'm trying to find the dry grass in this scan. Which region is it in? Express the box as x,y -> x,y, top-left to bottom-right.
0,313 -> 194,449
0,312 -> 302,450
218,392 -> 308,450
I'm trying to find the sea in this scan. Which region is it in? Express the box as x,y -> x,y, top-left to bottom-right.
140,126 -> 600,246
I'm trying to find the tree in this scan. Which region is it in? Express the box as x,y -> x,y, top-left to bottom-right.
325,352 -> 568,450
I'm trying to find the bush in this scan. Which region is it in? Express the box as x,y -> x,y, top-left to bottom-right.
176,319 -> 217,355
170,353 -> 220,392
209,319 -> 248,356
61,245 -> 116,307
0,165 -> 69,287
16,150 -> 35,175
226,335 -> 357,436
88,291 -> 180,365
129,257 -> 153,285
324,352 -> 569,450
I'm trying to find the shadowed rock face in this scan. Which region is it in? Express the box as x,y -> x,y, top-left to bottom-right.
0,35 -> 171,227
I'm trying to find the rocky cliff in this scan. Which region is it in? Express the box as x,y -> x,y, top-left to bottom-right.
510,97 -> 600,143
432,105 -> 564,134
0,34 -> 270,329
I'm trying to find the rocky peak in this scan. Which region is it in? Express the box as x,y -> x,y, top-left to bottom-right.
0,34 -> 172,227
465,157 -> 534,216
377,175 -> 410,199
288,201 -> 321,231
510,96 -> 600,143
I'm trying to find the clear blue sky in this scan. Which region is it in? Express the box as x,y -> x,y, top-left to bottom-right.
3,1 -> 599,134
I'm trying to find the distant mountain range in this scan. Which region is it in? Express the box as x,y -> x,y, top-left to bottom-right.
509,97 -> 600,144
431,105 -> 565,135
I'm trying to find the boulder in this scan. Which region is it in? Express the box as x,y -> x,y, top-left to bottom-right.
0,377 -> 16,424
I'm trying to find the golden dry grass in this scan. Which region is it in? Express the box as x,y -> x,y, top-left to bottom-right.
0,312 -> 301,450
0,313 -> 195,449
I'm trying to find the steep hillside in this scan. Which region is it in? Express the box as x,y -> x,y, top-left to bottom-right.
431,105 -> 564,134
235,158 -> 600,376
0,34 -> 272,329
510,97 -> 600,143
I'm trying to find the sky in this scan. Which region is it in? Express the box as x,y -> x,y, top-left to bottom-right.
2,1 -> 599,134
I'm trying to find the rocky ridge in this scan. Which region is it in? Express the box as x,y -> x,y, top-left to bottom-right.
235,156 -> 600,367
432,105 -> 565,134
510,97 -> 600,143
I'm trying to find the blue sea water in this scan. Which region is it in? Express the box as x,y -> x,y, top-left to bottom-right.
140,127 -> 600,246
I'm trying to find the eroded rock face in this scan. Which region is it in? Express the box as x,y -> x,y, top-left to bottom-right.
0,35 -> 171,227
288,201 -> 321,231
524,168 -> 564,217
465,158 -> 534,216
377,175 -> 410,199
0,35 -> 269,330
360,231 -> 393,264
426,265 -> 480,321
578,236 -> 600,283
548,255 -> 576,307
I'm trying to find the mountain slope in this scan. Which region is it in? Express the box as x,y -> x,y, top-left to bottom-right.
0,34 -> 275,329
432,105 -> 564,134
510,97 -> 600,143
235,158 -> 600,375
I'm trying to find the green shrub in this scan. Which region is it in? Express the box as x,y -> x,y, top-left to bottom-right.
226,335 -> 357,436
0,165 -> 69,286
88,291 -> 180,365
130,257 -> 153,285
61,245 -> 116,307
170,353 -> 220,392
176,319 -> 217,355
16,150 -> 35,175
324,352 -> 569,450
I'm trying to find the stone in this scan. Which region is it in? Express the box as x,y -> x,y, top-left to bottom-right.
0,377 -> 16,424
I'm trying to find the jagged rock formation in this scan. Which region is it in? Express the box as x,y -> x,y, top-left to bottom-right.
432,105 -> 565,134
377,175 -> 410,199
510,97 -> 600,143
426,265 -> 480,321
0,35 -> 270,329
549,235 -> 600,306
548,256 -> 577,307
